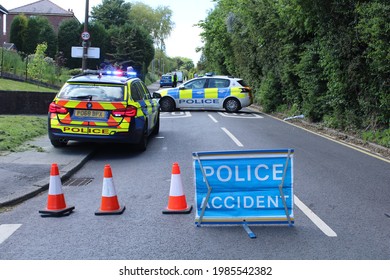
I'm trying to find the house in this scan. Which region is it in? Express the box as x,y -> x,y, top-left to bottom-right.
1,5 -> 9,44
1,0 -> 78,45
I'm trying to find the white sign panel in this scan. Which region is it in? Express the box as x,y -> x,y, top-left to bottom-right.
193,149 -> 294,226
71,47 -> 100,59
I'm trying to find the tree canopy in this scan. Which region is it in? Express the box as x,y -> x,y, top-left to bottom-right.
199,0 -> 389,132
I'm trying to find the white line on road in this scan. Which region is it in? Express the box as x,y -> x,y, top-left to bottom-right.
160,111 -> 192,118
221,127 -> 244,147
208,114 -> 218,123
294,195 -> 337,237
0,224 -> 22,244
218,112 -> 264,118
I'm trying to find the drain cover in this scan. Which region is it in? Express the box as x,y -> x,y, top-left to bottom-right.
63,178 -> 93,187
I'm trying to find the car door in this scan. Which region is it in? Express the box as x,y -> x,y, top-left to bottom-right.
135,81 -> 159,133
178,78 -> 207,108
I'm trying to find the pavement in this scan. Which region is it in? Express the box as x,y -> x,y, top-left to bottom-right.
0,136 -> 96,208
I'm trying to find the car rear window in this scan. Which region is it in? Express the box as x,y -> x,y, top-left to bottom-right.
208,78 -> 230,88
58,84 -> 124,101
161,76 -> 172,82
237,79 -> 249,87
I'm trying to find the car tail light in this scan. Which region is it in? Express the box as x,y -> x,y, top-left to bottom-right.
112,105 -> 137,117
240,87 -> 251,93
49,102 -> 68,114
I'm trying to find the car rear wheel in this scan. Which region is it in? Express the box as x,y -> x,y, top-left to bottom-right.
152,114 -> 160,135
135,123 -> 148,151
160,97 -> 175,112
224,98 -> 241,113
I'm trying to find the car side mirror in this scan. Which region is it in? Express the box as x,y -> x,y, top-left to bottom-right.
153,92 -> 161,99
178,86 -> 185,90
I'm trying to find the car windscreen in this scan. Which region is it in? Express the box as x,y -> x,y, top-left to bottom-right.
58,84 -> 125,101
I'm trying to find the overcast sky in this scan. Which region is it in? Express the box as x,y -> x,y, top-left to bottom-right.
2,0 -> 216,63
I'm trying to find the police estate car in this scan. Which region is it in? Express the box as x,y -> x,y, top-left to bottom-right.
154,74 -> 252,113
48,70 -> 160,151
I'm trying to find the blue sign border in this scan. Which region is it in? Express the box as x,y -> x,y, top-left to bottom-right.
193,149 -> 294,226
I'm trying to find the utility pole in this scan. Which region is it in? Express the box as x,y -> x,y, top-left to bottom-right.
81,0 -> 89,70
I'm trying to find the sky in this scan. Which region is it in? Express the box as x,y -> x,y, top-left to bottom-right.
1,0 -> 216,63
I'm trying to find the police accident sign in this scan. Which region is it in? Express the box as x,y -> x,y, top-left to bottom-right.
193,149 -> 294,225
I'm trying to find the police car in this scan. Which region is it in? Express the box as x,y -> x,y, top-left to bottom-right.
154,74 -> 253,113
48,70 -> 160,151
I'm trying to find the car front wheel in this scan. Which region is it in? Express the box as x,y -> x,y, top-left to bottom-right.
160,97 -> 175,112
224,98 -> 241,113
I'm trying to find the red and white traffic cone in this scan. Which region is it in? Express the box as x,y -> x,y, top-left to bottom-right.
39,163 -> 74,217
95,164 -> 125,215
163,162 -> 192,214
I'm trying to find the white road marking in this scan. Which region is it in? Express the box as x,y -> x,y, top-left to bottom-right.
208,114 -> 218,123
161,111 -> 192,118
218,112 -> 263,119
221,127 -> 244,147
0,224 -> 22,244
294,195 -> 337,237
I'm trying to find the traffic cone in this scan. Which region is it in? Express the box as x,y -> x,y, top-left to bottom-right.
162,162 -> 192,214
95,164 -> 125,215
39,163 -> 75,217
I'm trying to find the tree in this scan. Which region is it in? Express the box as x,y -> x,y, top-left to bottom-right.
57,19 -> 82,69
129,2 -> 156,33
27,42 -> 47,81
152,6 -> 174,52
90,0 -> 131,29
199,0 -> 390,132
39,20 -> 57,58
86,21 -> 110,69
108,23 -> 154,80
129,2 -> 174,52
9,14 -> 28,52
24,16 -> 56,56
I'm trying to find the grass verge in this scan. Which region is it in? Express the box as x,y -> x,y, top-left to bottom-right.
0,115 -> 47,153
0,78 -> 57,92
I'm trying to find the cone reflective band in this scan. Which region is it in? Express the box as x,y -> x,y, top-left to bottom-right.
39,163 -> 74,217
163,162 -> 192,214
95,164 -> 125,215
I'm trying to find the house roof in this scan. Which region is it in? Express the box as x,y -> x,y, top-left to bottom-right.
0,5 -> 9,14
9,0 -> 74,16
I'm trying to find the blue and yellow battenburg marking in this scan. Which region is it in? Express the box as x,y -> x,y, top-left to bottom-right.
160,88 -> 246,100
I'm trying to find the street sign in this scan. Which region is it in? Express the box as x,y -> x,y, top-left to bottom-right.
81,31 -> 90,41
193,149 -> 294,228
71,47 -> 100,59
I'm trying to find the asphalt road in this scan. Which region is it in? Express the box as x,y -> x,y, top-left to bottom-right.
0,108 -> 389,260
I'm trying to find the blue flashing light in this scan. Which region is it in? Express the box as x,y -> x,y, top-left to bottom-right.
127,71 -> 137,78
99,70 -> 137,78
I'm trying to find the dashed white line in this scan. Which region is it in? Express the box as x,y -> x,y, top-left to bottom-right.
294,195 -> 337,237
208,114 -> 218,123
0,224 -> 22,244
221,127 -> 244,147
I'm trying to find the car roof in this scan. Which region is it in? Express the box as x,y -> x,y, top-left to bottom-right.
190,75 -> 242,81
67,72 -> 137,85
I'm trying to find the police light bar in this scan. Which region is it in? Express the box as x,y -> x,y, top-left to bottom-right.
127,71 -> 137,78
82,69 -> 137,78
